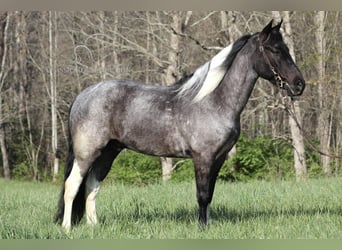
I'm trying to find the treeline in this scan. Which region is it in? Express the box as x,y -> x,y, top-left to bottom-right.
0,11 -> 341,183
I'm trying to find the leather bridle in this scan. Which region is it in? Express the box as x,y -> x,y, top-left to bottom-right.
258,41 -> 289,91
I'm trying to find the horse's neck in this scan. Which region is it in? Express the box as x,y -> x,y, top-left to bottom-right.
215,52 -> 258,116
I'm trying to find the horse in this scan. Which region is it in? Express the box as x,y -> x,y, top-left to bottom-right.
54,20 -> 305,230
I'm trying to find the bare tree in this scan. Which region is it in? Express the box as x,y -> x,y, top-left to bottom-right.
160,11 -> 184,182
315,11 -> 332,176
0,12 -> 11,179
49,11 -> 59,182
272,11 -> 307,180
13,11 -> 28,133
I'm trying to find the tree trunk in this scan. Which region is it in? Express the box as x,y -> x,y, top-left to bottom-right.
161,157 -> 173,182
272,11 -> 307,180
112,11 -> 120,78
99,11 -> 106,80
145,12 -> 151,83
14,11 -> 27,134
49,11 -> 59,182
288,102 -> 307,178
0,92 -> 10,180
315,11 -> 332,176
160,12 -> 183,182
226,11 -> 242,43
0,12 -> 11,179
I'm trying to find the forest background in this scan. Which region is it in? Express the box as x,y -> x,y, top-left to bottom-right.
0,11 -> 341,184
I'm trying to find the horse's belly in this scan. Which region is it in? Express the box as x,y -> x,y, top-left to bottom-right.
120,127 -> 190,158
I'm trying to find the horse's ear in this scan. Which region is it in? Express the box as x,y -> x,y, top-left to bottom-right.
259,19 -> 273,43
273,19 -> 283,31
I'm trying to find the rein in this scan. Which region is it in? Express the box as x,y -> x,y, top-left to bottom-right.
259,39 -> 342,160
282,95 -> 342,160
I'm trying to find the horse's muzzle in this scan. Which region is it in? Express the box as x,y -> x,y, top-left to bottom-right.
294,79 -> 305,96
288,77 -> 305,96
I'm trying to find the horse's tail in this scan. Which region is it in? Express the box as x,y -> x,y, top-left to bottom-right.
54,117 -> 87,225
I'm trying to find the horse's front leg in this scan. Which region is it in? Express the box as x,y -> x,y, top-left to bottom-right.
193,152 -> 227,228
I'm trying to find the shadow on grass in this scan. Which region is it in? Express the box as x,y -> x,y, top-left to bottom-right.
99,204 -> 342,225
210,205 -> 342,223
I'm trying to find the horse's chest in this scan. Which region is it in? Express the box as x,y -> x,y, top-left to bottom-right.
185,118 -> 240,154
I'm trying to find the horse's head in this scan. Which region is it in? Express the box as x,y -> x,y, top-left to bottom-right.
253,20 -> 305,97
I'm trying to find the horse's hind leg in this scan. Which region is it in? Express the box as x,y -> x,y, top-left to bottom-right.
62,159 -> 89,230
85,141 -> 121,225
62,132 -> 114,230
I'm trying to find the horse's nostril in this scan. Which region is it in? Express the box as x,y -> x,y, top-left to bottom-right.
295,80 -> 304,89
293,79 -> 305,95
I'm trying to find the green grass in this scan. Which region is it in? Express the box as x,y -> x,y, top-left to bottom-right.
0,178 -> 342,239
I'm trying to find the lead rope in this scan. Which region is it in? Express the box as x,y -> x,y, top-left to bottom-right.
282,96 -> 342,159
260,39 -> 342,159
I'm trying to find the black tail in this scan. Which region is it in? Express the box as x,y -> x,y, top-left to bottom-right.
54,127 -> 87,225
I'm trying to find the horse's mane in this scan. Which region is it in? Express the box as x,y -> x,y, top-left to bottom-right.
176,34 -> 251,102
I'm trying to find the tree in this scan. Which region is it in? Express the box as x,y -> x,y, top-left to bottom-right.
0,12 -> 10,179
49,11 -> 59,182
272,11 -> 308,180
160,11 -> 184,182
315,11 -> 332,176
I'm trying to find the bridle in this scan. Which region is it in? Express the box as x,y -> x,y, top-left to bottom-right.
259,39 -> 342,160
258,40 -> 289,91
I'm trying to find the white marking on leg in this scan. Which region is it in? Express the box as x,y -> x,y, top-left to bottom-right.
85,172 -> 100,225
62,159 -> 84,231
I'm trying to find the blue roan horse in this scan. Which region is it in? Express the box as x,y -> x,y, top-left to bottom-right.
55,20 -> 305,230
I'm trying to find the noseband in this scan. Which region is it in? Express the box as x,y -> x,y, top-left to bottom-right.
259,42 -> 289,90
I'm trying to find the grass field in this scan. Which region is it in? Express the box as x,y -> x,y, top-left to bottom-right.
0,177 -> 342,239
